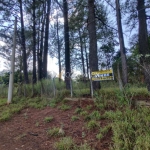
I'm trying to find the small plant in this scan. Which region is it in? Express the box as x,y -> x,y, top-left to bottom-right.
96,125 -> 111,140
35,121 -> 39,127
96,133 -> 103,140
49,99 -> 57,108
58,104 -> 71,111
87,120 -> 99,130
44,116 -> 53,122
75,107 -> 83,114
90,110 -> 101,120
80,110 -> 88,116
71,115 -> 79,122
86,105 -> 92,110
47,127 -> 60,137
0,111 -> 11,121
77,143 -> 93,150
54,137 -> 75,150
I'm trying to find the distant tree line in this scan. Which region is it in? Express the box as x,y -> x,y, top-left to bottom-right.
0,0 -> 149,91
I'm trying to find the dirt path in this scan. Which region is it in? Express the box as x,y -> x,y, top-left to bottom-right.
0,100 -> 111,150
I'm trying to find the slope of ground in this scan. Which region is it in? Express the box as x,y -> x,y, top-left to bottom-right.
0,100 -> 112,150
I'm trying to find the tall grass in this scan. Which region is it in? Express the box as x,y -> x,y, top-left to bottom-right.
0,84 -> 8,97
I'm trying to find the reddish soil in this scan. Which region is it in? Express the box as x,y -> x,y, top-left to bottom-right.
0,100 -> 112,150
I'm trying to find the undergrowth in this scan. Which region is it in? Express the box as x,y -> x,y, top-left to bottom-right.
0,81 -> 150,150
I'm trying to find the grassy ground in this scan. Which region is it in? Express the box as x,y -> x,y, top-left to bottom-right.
0,81 -> 150,149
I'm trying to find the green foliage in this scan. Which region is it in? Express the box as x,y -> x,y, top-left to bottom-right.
54,137 -> 74,150
0,84 -> 8,98
74,107 -> 88,116
58,104 -> 71,111
74,107 -> 83,114
0,98 -> 6,106
44,116 -> 53,122
108,107 -> 150,150
47,127 -> 60,137
0,110 -> 11,121
27,97 -> 48,109
89,110 -> 101,120
0,103 -> 24,121
79,110 -> 88,116
71,115 -> 79,121
96,124 -> 111,140
86,120 -> 99,130
49,99 -> 57,108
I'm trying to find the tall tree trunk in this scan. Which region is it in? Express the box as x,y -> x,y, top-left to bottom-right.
56,14 -> 62,82
79,29 -> 85,75
37,15 -> 40,81
19,0 -> 29,83
43,0 -> 51,78
63,0 -> 71,89
88,0 -> 100,90
32,0 -> 37,83
115,0 -> 128,86
137,0 -> 150,91
38,3 -> 46,80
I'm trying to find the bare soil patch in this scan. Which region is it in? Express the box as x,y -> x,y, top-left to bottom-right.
0,99 -> 112,150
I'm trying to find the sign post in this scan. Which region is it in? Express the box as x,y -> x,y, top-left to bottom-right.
91,69 -> 114,81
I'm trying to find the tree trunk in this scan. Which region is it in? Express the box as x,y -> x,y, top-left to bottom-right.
38,3 -> 46,80
37,15 -> 40,81
63,0 -> 71,89
32,0 -> 37,83
19,0 -> 29,84
43,0 -> 51,78
115,0 -> 128,86
88,0 -> 100,90
79,29 -> 85,75
56,14 -> 62,82
137,0 -> 150,91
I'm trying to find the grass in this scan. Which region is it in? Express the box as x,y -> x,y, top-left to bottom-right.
71,115 -> 79,121
47,127 -> 60,137
58,104 -> 71,111
1,81 -> 150,150
54,136 -> 93,150
44,116 -> 53,122
86,120 -> 99,130
96,124 -> 111,140
54,137 -> 74,150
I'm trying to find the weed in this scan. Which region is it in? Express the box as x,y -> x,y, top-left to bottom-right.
80,110 -> 88,116
54,137 -> 74,150
96,133 -> 103,140
96,125 -> 111,140
47,127 -> 60,137
58,104 -> 71,111
75,107 -> 83,114
90,110 -> 101,120
87,120 -> 99,130
0,110 -> 11,121
86,105 -> 92,110
71,115 -> 79,122
44,116 -> 53,122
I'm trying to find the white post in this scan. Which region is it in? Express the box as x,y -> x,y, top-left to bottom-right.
89,68 -> 93,98
7,17 -> 17,104
70,77 -> 73,97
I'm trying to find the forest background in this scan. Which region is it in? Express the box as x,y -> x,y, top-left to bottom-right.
0,0 -> 150,91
